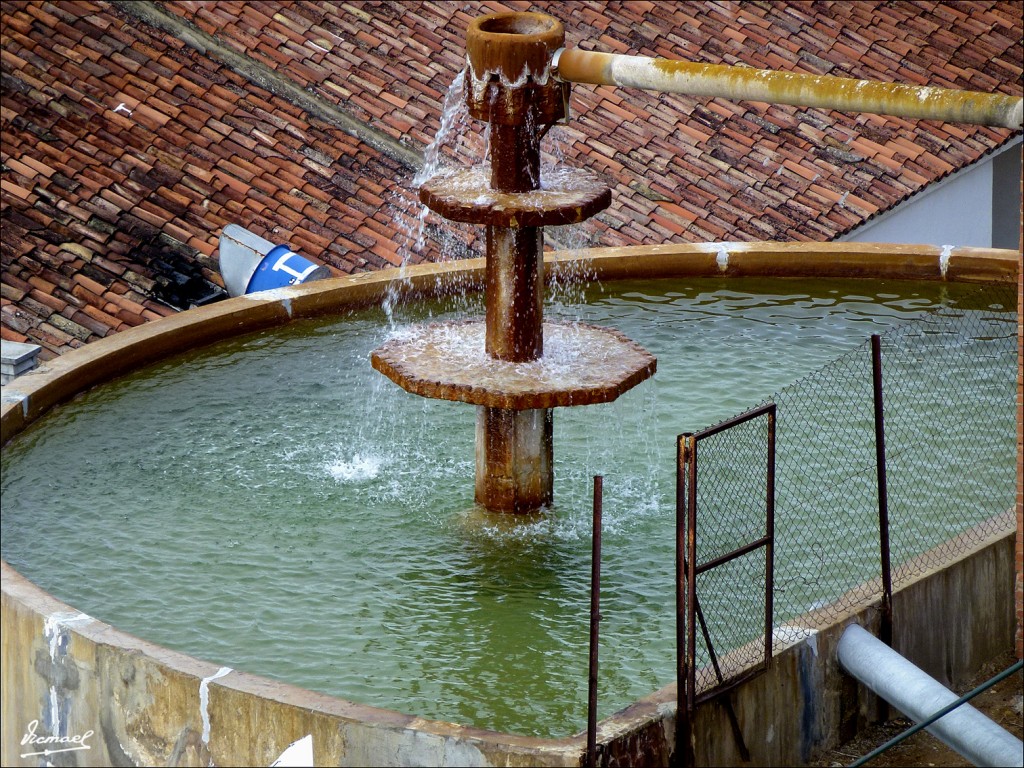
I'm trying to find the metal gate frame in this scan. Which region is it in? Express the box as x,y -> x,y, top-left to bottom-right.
675,402 -> 776,764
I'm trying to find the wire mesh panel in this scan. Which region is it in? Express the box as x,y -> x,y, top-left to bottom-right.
878,289 -> 1018,583
679,404 -> 774,700
671,282 -> 1015,765
770,346 -> 880,625
769,283 -> 1017,623
682,282 -> 1017,640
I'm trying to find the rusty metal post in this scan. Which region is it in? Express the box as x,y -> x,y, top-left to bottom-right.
675,433 -> 695,768
765,405 -> 776,671
465,13 -> 566,512
871,333 -> 893,725
587,475 -> 603,768
685,434 -> 698,726
871,334 -> 893,644
675,434 -> 687,767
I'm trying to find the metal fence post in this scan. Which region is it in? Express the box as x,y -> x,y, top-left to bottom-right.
675,434 -> 693,767
871,334 -> 893,647
765,405 -> 776,670
587,475 -> 603,768
871,334 -> 893,723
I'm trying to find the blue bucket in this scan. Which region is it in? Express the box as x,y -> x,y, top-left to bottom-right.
246,245 -> 330,293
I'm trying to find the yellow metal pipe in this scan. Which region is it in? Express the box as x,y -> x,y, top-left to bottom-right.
553,48 -> 1022,129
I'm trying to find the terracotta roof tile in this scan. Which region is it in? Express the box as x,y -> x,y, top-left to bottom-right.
2,0 -> 1020,355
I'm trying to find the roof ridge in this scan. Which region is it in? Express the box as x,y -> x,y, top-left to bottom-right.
109,0 -> 424,172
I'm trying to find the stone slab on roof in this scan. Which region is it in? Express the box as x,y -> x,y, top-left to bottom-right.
2,0 -> 1021,357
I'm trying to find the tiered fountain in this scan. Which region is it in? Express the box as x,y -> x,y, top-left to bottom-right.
3,9 -> 1021,767
372,13 -> 657,513
369,9 -> 1022,515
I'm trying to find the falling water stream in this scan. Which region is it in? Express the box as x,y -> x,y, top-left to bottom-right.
1,276 -> 1015,738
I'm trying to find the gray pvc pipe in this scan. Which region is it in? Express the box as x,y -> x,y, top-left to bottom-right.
837,623 -> 1023,767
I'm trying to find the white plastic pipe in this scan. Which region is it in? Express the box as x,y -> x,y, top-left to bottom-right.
553,48 -> 1023,129
837,623 -> 1023,767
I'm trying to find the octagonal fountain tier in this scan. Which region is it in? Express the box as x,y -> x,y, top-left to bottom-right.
371,12 -> 656,513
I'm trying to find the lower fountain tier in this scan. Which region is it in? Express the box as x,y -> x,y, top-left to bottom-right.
370,319 -> 657,410
419,166 -> 611,227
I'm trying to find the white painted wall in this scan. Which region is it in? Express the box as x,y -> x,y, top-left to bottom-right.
840,137 -> 1021,249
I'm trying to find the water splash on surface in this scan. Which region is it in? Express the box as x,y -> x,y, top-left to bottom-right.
326,453 -> 386,483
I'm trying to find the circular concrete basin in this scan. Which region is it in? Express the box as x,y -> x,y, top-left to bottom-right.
0,243 -> 1017,767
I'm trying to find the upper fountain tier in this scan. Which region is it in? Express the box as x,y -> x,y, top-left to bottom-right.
419,166 -> 611,228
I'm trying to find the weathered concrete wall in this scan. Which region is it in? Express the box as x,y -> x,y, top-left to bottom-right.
2,245 -> 1019,767
891,520 -> 1018,689
1,564 -> 581,767
3,523 -> 1013,767
690,520 -> 1016,767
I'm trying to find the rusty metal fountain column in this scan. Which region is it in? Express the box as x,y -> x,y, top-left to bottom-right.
465,13 -> 562,512
371,12 -> 656,513
464,12 -> 561,514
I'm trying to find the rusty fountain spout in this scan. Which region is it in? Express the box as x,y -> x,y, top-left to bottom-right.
371,12 -> 656,513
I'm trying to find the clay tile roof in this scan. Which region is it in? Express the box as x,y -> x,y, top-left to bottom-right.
2,1 -> 1021,357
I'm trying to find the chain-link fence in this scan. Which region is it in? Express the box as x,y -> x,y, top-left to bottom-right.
679,405 -> 775,701
681,281 -> 1017,693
